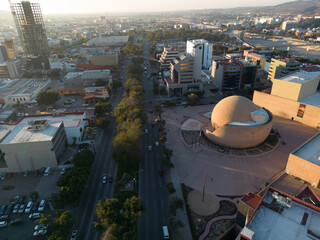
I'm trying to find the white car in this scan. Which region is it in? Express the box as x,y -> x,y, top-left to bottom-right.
144,129 -> 148,134
0,221 -> 7,228
34,224 -> 47,231
33,229 -> 47,236
38,200 -> 46,212
82,103 -> 89,107
12,204 -> 20,214
71,230 -> 78,240
25,201 -> 33,213
102,175 -> 107,184
29,213 -> 41,219
155,141 -> 159,147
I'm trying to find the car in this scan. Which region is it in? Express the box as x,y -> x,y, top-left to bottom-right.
32,202 -> 39,212
33,170 -> 40,176
144,129 -> 148,134
34,224 -> 47,231
0,205 -> 7,215
3,185 -> 14,190
148,145 -> 152,151
159,170 -> 164,176
71,230 -> 78,240
60,168 -> 66,175
107,176 -> 113,183
0,215 -> 9,220
0,221 -> 7,228
25,201 -> 33,213
33,229 -> 47,236
102,175 -> 107,184
9,218 -> 23,225
6,172 -> 13,179
38,200 -> 46,212
12,204 -> 20,214
5,203 -> 14,215
29,213 -> 41,219
23,171 -> 28,177
155,141 -> 159,147
18,204 -> 25,214
82,103 -> 89,107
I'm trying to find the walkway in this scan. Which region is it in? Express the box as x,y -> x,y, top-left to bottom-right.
198,197 -> 240,240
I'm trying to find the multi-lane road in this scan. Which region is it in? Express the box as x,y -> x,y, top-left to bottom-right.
138,40 -> 170,240
73,57 -> 131,240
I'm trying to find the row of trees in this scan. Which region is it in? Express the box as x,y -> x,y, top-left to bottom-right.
36,90 -> 60,106
37,211 -> 75,240
56,149 -> 94,205
122,40 -> 143,56
95,196 -> 144,240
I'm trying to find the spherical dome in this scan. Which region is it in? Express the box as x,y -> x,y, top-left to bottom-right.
211,96 -> 259,129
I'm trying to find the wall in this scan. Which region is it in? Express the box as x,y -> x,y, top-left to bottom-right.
271,79 -> 301,101
297,77 -> 320,101
286,154 -> 320,188
253,91 -> 320,129
0,141 -> 58,172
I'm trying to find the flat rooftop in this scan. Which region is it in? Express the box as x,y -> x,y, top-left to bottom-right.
292,132 -> 320,167
300,92 -> 320,108
278,71 -> 320,84
0,113 -> 84,144
1,121 -> 62,144
247,190 -> 320,240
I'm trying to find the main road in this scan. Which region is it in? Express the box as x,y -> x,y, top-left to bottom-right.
138,40 -> 170,240
73,57 -> 132,240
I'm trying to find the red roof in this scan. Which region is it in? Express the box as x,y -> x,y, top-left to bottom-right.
297,186 -> 320,207
241,192 -> 262,209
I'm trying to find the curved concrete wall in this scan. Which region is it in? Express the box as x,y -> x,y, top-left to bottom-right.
204,119 -> 273,149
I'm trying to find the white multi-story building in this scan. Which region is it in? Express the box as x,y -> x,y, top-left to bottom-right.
186,39 -> 213,79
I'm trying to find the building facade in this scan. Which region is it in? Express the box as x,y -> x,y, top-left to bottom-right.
186,39 -> 213,71
267,58 -> 300,82
159,47 -> 179,70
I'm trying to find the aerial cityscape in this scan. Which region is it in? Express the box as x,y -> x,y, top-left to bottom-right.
0,0 -> 320,239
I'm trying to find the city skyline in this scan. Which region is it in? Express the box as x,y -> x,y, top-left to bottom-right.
1,0 -> 293,14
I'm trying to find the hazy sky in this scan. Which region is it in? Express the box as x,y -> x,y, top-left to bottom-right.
0,0 -> 293,14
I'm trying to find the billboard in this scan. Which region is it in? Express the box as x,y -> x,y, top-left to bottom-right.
297,104 -> 306,118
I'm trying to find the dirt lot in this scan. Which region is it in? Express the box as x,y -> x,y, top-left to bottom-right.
0,170 -> 60,205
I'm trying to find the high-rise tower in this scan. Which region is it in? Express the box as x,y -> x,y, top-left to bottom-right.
9,0 -> 50,69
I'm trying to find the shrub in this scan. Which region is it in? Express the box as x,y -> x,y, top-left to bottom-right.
166,182 -> 176,194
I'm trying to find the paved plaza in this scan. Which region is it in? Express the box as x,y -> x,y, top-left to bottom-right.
164,105 -> 318,196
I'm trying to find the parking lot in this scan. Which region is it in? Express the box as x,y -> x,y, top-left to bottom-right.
0,170 -> 60,239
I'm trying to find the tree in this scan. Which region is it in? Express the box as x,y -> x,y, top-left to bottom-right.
187,93 -> 199,105
154,105 -> 163,115
30,191 -> 39,200
111,80 -> 122,89
48,211 -> 75,240
86,127 -> 93,138
97,118 -> 110,129
36,90 -> 60,106
95,102 -> 113,116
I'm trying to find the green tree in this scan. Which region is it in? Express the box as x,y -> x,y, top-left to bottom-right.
36,90 -> 60,106
97,118 -> 110,129
95,102 -> 113,116
187,93 -> 199,105
86,127 -> 93,137
48,211 -> 75,240
30,191 -> 39,200
111,80 -> 122,89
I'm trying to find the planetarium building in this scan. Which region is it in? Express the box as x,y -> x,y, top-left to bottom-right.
204,96 -> 273,148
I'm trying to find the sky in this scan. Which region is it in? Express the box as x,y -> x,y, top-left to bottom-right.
0,0 -> 293,14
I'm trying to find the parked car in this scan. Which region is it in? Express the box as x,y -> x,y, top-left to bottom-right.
32,202 -> 38,212
33,229 -> 47,236
38,200 -> 46,212
34,224 -> 46,231
25,201 -> 33,213
12,204 -> 20,214
5,203 -> 14,215
0,221 -> 7,228
71,230 -> 78,240
29,213 -> 41,219
60,168 -> 66,175
0,215 -> 9,220
23,171 -> 28,177
18,204 -> 25,214
3,186 -> 14,190
9,218 -> 23,225
0,205 -> 7,215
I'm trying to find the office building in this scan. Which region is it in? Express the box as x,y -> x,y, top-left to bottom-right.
267,58 -> 300,82
63,69 -> 112,88
0,57 -> 27,79
164,53 -> 203,97
186,39 -> 213,72
282,21 -> 299,31
0,45 -> 9,63
159,47 -> 179,70
10,1 -> 50,69
4,39 -> 16,60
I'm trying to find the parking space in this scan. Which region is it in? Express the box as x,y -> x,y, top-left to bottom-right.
0,171 -> 60,239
